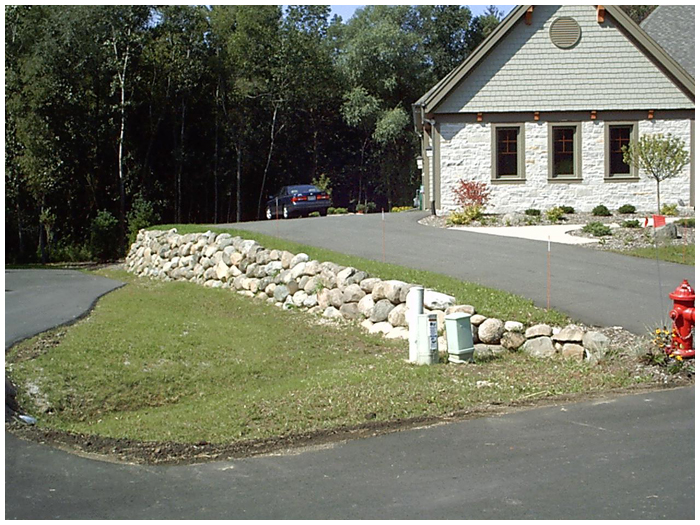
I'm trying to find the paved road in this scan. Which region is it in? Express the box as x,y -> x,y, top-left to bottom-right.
4,270 -> 694,519
224,212 -> 695,335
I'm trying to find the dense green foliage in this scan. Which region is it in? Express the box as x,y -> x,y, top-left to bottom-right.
6,5 -> 502,263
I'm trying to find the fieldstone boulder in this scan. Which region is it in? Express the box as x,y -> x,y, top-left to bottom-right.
292,290 -> 308,307
446,304 -> 476,316
343,284 -> 366,303
372,280 -> 406,304
387,304 -> 408,327
478,318 -> 505,344
562,343 -> 585,360
523,336 -> 556,358
358,295 -> 376,317
583,331 -> 611,362
303,275 -> 323,295
504,321 -> 524,333
474,344 -> 507,359
652,223 -> 678,241
273,284 -> 290,302
423,290 -> 455,310
552,325 -> 584,343
368,322 -> 393,335
525,324 -> 553,339
329,288 -> 344,309
360,277 -> 382,294
386,326 -> 409,340
322,306 -> 343,320
280,251 -> 295,269
370,299 -> 395,323
336,267 -> 358,288
289,253 -> 309,268
339,303 -> 361,320
470,314 -> 487,326
501,331 -> 526,351
317,288 -> 331,309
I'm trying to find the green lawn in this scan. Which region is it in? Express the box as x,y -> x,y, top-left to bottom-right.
7,268 -> 651,446
619,244 -> 695,265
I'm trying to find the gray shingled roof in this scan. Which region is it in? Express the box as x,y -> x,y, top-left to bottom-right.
641,5 -> 695,78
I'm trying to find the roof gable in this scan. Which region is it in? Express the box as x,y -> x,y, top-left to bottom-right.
417,5 -> 694,116
641,5 -> 695,78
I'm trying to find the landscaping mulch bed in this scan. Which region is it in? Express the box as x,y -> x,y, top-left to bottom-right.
420,212 -> 695,255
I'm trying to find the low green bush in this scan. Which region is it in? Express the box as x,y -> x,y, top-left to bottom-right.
675,218 -> 695,228
582,221 -> 613,237
391,206 -> 412,213
617,204 -> 636,214
621,219 -> 641,229
560,205 -> 575,214
660,203 -> 679,216
328,207 -> 348,215
545,206 -> 565,223
309,211 -> 321,217
524,208 -> 541,217
447,205 -> 483,225
592,204 -> 612,217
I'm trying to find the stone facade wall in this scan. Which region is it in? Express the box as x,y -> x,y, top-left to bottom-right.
126,229 -> 613,362
437,117 -> 692,214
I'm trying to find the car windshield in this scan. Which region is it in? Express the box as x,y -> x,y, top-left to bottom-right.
288,185 -> 320,194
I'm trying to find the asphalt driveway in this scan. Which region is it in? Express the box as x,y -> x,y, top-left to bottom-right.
224,211 -> 694,335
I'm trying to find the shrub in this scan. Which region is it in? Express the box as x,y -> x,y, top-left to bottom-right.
592,204 -> 612,217
89,210 -> 120,261
617,204 -> 636,214
582,221 -> 612,237
560,205 -> 575,214
454,179 -> 491,208
447,204 -> 483,225
356,202 -> 376,214
660,203 -> 679,216
127,194 -> 160,247
524,208 -> 541,217
622,219 -> 641,229
545,206 -> 565,223
328,207 -> 348,215
309,211 -> 320,217
391,206 -> 412,213
675,218 -> 695,228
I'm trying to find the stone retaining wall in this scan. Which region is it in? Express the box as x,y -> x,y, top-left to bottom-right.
125,229 -> 611,361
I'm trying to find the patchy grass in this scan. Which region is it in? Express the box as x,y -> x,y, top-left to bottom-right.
151,224 -> 570,327
7,268 -> 651,449
618,244 -> 694,265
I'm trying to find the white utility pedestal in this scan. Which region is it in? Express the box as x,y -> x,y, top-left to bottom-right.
445,312 -> 475,363
406,286 -> 424,363
415,313 -> 439,365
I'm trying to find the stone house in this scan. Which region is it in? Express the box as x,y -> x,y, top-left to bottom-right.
412,5 -> 695,214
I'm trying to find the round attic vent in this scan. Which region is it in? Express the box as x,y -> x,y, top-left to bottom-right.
549,17 -> 581,49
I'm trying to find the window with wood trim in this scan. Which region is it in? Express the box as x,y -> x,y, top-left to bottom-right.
605,122 -> 638,179
492,124 -> 524,180
549,123 -> 581,180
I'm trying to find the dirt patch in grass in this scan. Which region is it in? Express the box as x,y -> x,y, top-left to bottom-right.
7,381 -> 690,466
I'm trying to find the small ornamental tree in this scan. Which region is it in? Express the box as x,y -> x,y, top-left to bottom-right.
449,179 -> 491,225
454,179 -> 491,208
623,133 -> 690,214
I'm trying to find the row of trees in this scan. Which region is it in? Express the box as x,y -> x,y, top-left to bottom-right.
6,5 -> 652,263
6,5 -> 505,262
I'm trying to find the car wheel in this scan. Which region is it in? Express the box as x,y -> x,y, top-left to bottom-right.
265,207 -> 272,220
319,208 -> 328,217
283,206 -> 290,219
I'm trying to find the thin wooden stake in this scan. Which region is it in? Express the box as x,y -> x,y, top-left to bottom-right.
382,209 -> 386,263
547,236 -> 551,310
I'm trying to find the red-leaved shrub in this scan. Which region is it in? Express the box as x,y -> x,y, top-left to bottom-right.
454,180 -> 491,208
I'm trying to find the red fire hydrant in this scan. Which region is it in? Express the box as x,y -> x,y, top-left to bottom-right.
667,280 -> 695,359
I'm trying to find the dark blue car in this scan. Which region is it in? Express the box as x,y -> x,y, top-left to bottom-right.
265,185 -> 331,219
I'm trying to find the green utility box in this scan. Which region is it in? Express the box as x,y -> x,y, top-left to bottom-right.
445,312 -> 475,363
